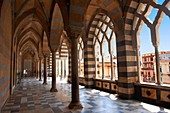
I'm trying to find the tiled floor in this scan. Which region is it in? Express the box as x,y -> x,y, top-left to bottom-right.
1,77 -> 170,113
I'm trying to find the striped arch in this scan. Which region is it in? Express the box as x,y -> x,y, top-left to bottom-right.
69,0 -> 91,28
115,0 -> 139,99
58,39 -> 69,80
50,3 -> 64,51
84,0 -> 138,98
85,0 -> 123,31
42,32 -> 50,55
84,0 -> 123,88
59,40 -> 69,58
58,32 -> 72,83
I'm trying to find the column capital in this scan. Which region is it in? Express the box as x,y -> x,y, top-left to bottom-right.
39,56 -> 43,60
50,46 -> 59,53
43,52 -> 50,57
66,25 -> 81,39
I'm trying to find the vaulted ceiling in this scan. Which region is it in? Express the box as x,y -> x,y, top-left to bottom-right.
13,0 -> 52,58
0,0 -> 134,59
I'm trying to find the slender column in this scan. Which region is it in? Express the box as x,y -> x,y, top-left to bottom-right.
60,58 -> 63,79
39,58 -> 42,81
47,57 -> 50,77
63,59 -> 66,79
36,60 -> 38,79
58,59 -> 60,77
43,55 -> 47,85
78,57 -> 80,76
62,59 -> 65,79
68,34 -> 82,109
101,42 -> 105,79
136,48 -> 141,82
50,51 -> 58,92
32,56 -> 34,76
67,52 -> 72,83
21,56 -> 23,78
151,28 -> 161,85
101,55 -> 104,79
155,45 -> 161,85
110,54 -> 113,80
56,59 -> 59,77
95,57 -> 99,78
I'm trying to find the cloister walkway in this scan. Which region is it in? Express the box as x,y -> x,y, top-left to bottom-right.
1,77 -> 169,113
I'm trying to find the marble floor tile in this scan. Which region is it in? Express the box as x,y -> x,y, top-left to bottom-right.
1,77 -> 170,113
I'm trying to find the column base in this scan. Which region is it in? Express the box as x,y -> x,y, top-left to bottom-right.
50,88 -> 58,92
68,101 -> 83,109
43,82 -> 47,85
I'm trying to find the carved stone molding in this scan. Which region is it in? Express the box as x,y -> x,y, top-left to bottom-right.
146,90 -> 151,96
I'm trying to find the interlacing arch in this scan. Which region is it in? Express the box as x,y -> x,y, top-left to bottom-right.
131,0 -> 170,84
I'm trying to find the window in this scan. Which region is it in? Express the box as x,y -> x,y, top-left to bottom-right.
93,13 -> 117,80
144,58 -> 146,61
133,0 -> 170,85
78,37 -> 84,77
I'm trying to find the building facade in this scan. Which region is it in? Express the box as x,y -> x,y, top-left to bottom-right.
141,51 -> 170,84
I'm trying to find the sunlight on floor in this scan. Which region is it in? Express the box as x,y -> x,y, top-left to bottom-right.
109,94 -> 118,100
141,102 -> 159,112
91,89 -> 100,93
99,92 -> 110,96
79,85 -> 85,89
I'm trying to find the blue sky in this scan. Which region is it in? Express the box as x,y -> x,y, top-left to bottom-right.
100,0 -> 169,57
140,2 -> 170,54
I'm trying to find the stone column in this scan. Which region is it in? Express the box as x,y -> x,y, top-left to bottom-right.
39,58 -> 42,81
155,45 -> 161,85
56,59 -> 59,77
68,32 -> 82,109
67,51 -> 72,83
36,60 -> 39,79
151,28 -> 161,85
43,55 -> 47,85
136,47 -> 141,82
62,59 -> 65,79
21,56 -> 24,78
110,53 -> 114,80
101,41 -> 105,79
109,39 -> 114,80
63,59 -> 66,79
61,59 -> 63,80
50,51 -> 58,92
101,55 -> 104,79
32,56 -> 34,77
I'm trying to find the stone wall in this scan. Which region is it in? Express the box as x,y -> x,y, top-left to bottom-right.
0,0 -> 12,110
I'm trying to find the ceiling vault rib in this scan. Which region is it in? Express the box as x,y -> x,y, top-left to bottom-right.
16,0 -> 30,17
38,0 -> 49,22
